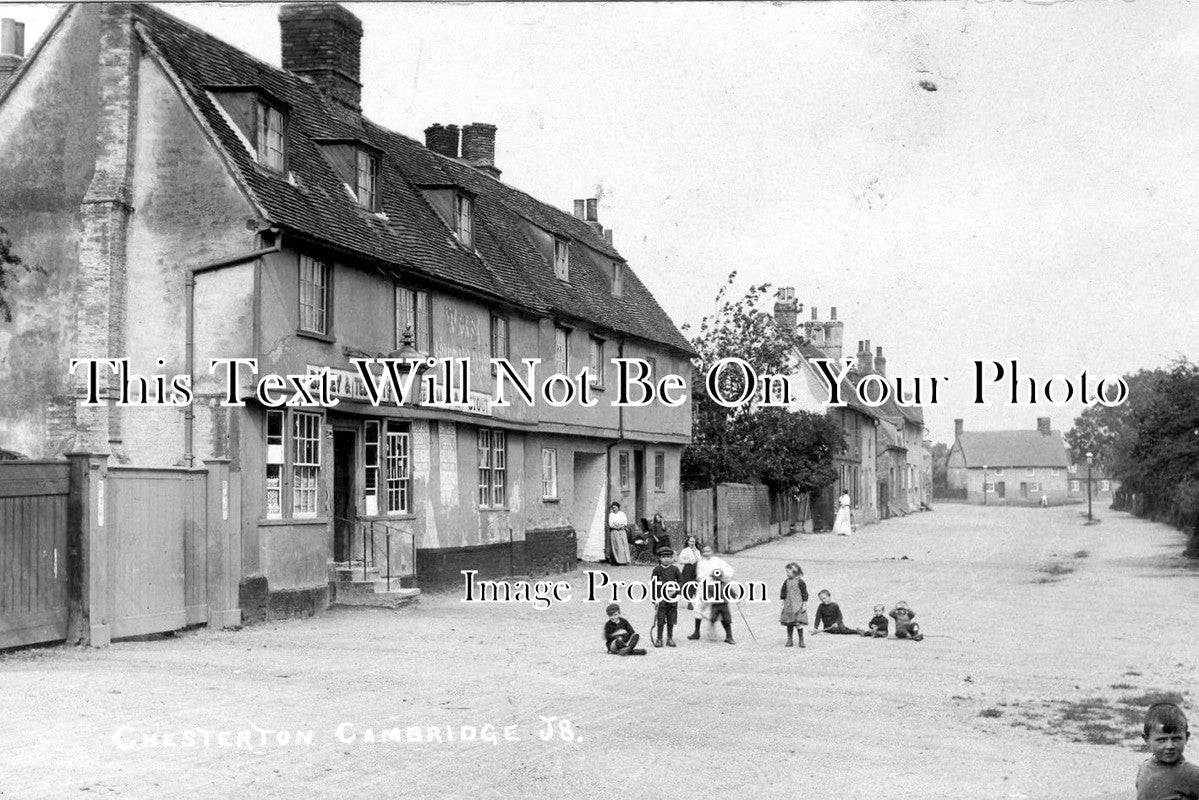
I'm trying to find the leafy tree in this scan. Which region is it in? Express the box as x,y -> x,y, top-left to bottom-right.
681,272 -> 843,494
930,441 -> 949,492
0,226 -> 26,323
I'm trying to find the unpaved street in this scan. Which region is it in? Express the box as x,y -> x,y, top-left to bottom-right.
2,504 -> 1196,799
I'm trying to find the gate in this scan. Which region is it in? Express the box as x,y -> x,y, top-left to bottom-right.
0,461 -> 71,648
106,467 -> 208,638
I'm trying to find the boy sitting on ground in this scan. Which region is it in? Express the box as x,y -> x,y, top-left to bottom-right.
603,603 -> 647,655
890,601 -> 924,641
1137,702 -> 1199,800
812,590 -> 861,635
861,604 -> 889,638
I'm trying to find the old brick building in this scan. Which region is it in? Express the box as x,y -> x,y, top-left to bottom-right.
946,418 -> 1070,504
0,3 -> 693,611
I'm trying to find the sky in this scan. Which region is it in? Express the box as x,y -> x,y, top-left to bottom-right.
3,1 -> 1197,445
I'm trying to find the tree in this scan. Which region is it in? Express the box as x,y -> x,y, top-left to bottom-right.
930,441 -> 950,493
0,226 -> 31,323
681,272 -> 844,494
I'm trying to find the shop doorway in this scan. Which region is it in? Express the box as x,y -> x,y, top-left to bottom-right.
332,429 -> 357,562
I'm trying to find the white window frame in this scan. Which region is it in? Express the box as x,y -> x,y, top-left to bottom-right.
455,192 -> 474,248
490,314 -> 509,370
478,429 -> 507,508
299,255 -> 330,335
395,286 -> 432,354
541,447 -> 558,500
363,420 -> 380,516
1026,468 -> 1035,477
1100,480 -> 1110,492
992,468 -> 1004,476
257,102 -> 286,172
265,410 -> 285,519
554,326 -> 570,374
654,451 -> 665,492
355,149 -> 379,211
1070,480 -> 1081,492
588,336 -> 604,388
383,421 -> 411,515
292,411 -> 322,518
553,238 -> 570,281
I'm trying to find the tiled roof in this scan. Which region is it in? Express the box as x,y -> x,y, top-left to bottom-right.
795,342 -> 884,421
132,4 -> 694,355
955,431 -> 1070,469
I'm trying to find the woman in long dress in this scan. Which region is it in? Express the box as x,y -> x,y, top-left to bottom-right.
607,502 -> 631,565
833,490 -> 853,536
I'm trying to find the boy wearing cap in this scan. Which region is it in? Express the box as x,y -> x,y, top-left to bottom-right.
650,548 -> 682,648
603,603 -> 647,656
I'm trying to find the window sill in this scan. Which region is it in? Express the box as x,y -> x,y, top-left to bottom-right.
297,329 -> 336,344
259,516 -> 330,527
358,513 -> 416,522
542,497 -> 559,504
479,507 -> 510,513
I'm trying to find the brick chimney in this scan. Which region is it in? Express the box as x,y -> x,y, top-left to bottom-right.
584,198 -> 602,235
1037,417 -> 1051,435
573,200 -> 586,219
424,124 -> 460,158
0,19 -> 25,89
774,287 -> 798,331
955,418 -> 963,439
279,3 -> 363,112
804,306 -> 824,345
874,345 -> 886,377
856,339 -> 873,375
461,123 -> 500,178
822,306 -> 844,362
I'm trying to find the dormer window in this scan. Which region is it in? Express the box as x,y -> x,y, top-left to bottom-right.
554,238 -> 570,281
355,150 -> 379,211
256,101 -> 286,171
455,192 -> 474,248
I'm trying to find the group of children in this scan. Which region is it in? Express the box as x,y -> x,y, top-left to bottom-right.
603,543 -> 925,655
783,562 -> 924,646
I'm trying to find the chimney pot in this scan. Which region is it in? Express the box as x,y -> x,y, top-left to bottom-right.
279,3 -> 363,112
773,287 -> 799,331
874,346 -> 887,377
830,306 -> 837,321
1,18 -> 24,57
585,198 -> 598,222
573,200 -> 586,219
1037,417 -> 1052,435
603,228 -> 613,245
424,124 -> 460,158
811,307 -> 818,321
461,122 -> 500,178
954,418 -> 964,439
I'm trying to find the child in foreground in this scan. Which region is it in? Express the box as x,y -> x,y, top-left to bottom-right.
861,604 -> 889,638
778,562 -> 809,648
603,603 -> 647,656
812,590 -> 861,635
890,601 -> 924,641
650,548 -> 682,647
1137,702 -> 1199,800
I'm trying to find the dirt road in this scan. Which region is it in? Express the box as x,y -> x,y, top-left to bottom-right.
2,504 -> 1195,799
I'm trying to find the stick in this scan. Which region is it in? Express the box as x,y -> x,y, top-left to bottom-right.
735,600 -> 757,642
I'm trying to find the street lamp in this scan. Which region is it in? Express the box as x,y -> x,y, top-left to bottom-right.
1086,451 -> 1093,522
982,464 -> 988,506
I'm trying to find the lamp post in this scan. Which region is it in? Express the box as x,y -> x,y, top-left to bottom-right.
1086,451 -> 1093,522
982,465 -> 987,506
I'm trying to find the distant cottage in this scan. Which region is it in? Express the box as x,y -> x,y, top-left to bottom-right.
946,417 -> 1070,504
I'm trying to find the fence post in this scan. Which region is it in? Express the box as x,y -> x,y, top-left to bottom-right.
66,453 -> 110,646
204,458 -> 241,628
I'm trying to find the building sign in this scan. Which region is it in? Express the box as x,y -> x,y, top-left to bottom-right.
307,365 -> 493,417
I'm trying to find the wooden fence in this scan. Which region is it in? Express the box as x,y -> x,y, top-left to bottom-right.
684,483 -> 799,554
0,455 -> 241,649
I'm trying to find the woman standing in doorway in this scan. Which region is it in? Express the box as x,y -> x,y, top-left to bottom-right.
833,490 -> 853,536
607,501 -> 631,565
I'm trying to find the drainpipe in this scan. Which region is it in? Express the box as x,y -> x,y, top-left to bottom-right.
605,338 -> 629,542
183,234 -> 282,467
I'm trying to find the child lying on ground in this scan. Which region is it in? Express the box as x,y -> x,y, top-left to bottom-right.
890,601 -> 924,641
812,590 -> 862,635
861,604 -> 889,638
603,603 -> 647,655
